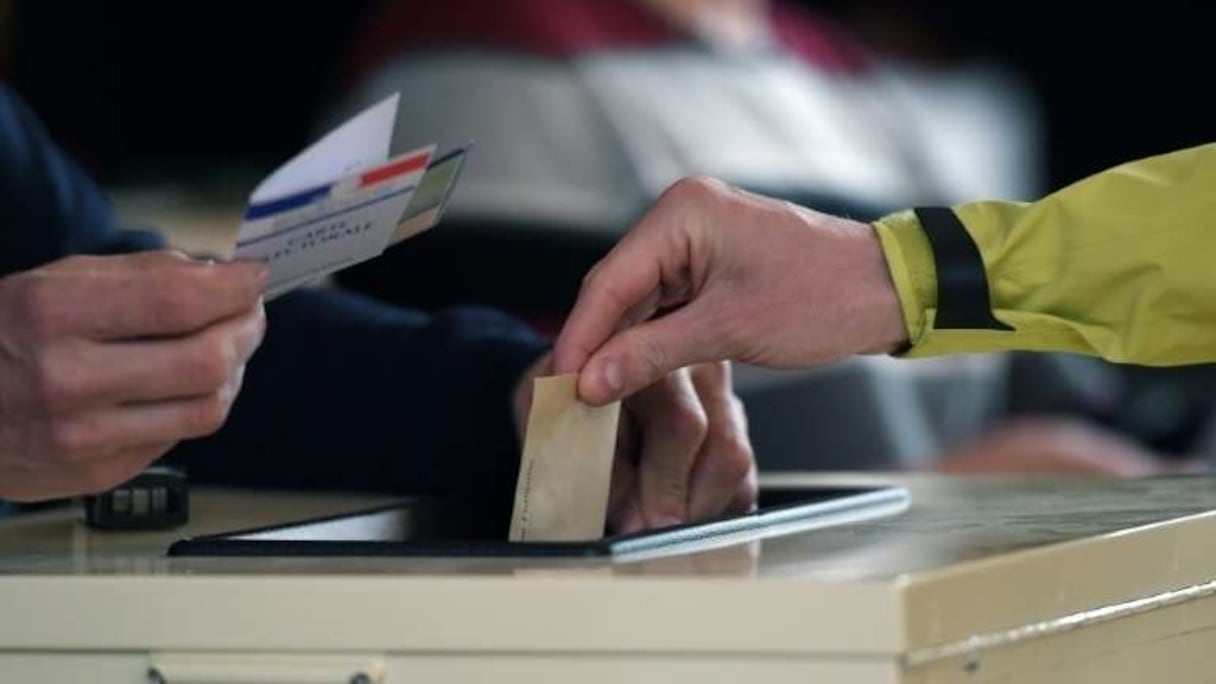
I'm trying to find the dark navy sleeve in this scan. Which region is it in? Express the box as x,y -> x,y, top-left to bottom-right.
0,86 -> 161,276
168,290 -> 548,515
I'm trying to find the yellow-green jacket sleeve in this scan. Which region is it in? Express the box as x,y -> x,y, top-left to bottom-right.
873,142 -> 1216,366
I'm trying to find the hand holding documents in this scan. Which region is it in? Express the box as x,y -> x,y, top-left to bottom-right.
232,93 -> 469,299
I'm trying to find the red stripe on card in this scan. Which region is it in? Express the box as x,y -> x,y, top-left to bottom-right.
359,153 -> 429,187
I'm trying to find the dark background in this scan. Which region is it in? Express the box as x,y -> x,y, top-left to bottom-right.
5,1 -> 1216,462
6,0 -> 1214,191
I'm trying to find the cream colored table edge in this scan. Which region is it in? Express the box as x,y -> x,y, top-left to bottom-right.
1,476 -> 1214,683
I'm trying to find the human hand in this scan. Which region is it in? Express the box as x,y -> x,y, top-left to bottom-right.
0,252 -> 267,501
514,353 -> 756,533
554,177 -> 906,405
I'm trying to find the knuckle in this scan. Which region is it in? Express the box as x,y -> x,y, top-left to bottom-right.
668,402 -> 709,446
736,469 -> 760,509
31,354 -> 73,414
730,395 -> 746,414
717,431 -> 756,482
579,265 -> 629,311
726,390 -> 750,428
46,420 -> 96,457
731,398 -> 749,432
665,176 -> 721,203
185,393 -> 229,436
245,309 -> 268,356
145,268 -> 221,330
598,281 -> 636,316
186,337 -> 235,391
251,300 -> 268,333
145,287 -> 199,331
692,360 -> 730,388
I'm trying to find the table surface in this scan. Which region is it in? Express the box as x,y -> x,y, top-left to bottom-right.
0,474 -> 1213,658
0,473 -> 1211,579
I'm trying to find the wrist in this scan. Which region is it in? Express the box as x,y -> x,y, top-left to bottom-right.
847,223 -> 908,355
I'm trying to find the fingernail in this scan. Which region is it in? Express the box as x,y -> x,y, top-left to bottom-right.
600,358 -> 622,395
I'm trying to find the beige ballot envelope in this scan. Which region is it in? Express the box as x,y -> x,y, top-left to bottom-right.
509,374 -> 622,542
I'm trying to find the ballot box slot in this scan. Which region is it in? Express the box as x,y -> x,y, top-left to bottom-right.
167,485 -> 909,559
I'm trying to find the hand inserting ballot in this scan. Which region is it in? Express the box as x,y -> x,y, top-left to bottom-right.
513,352 -> 757,534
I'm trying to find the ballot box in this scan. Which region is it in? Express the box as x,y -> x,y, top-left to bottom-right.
0,474 -> 1213,683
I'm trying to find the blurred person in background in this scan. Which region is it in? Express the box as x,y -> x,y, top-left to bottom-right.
325,0 -> 1202,476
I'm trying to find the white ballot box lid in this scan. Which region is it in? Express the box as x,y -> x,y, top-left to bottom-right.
0,475 -> 1213,680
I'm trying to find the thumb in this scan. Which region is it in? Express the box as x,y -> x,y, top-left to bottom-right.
578,304 -> 721,404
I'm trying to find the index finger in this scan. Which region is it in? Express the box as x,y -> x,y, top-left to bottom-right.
553,215 -> 670,375
32,252 -> 268,341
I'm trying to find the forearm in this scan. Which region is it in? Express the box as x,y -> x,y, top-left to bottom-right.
875,143 -> 1216,365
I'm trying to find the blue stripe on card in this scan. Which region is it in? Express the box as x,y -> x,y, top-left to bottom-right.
243,184 -> 333,221
235,184 -> 416,249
